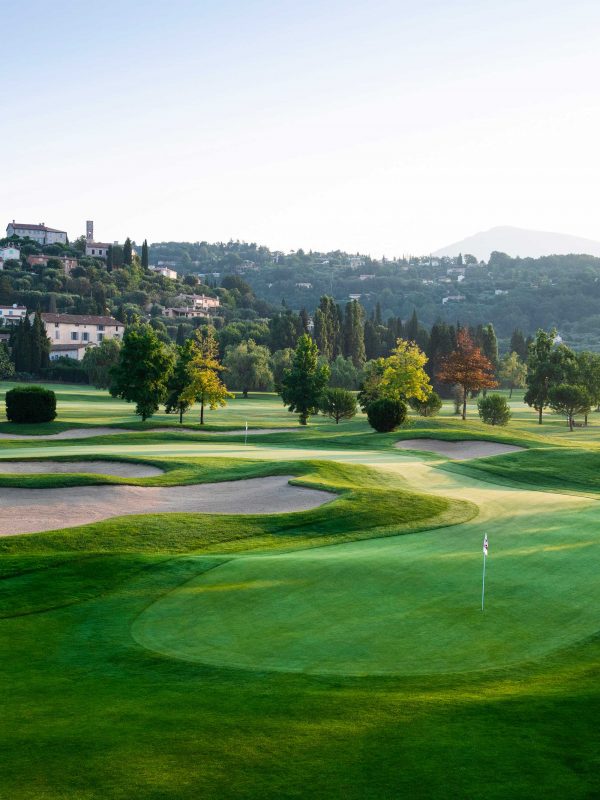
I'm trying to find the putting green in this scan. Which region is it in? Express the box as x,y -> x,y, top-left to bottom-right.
132,457 -> 600,676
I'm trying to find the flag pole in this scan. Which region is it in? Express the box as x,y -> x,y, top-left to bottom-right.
481,550 -> 486,611
481,534 -> 488,611
244,421 -> 248,446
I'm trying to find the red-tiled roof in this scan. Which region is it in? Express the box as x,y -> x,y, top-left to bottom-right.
51,343 -> 89,351
40,313 -> 120,326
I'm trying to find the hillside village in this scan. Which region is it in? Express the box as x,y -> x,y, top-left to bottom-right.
4,218 -> 600,369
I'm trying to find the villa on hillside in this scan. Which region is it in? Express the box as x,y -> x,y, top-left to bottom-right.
0,245 -> 20,268
27,254 -> 79,273
6,221 -> 67,245
34,313 -> 123,360
0,304 -> 27,325
150,265 -> 178,280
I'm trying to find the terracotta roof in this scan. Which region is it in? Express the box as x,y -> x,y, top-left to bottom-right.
40,313 -> 120,326
8,223 -> 67,234
51,343 -> 89,351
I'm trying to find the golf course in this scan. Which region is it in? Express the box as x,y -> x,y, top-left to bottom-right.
1,384 -> 599,799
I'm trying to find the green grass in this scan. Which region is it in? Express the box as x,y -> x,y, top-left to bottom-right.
1,384 -> 600,798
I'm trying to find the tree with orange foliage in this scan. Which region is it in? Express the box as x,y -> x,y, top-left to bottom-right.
437,329 -> 498,420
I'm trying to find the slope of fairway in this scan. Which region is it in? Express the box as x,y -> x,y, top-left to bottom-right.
133,468 -> 600,675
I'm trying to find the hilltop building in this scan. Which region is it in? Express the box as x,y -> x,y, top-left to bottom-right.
6,221 -> 67,246
84,220 -> 112,260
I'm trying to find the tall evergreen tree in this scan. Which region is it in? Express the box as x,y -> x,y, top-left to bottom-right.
343,300 -> 366,368
141,239 -> 149,269
510,329 -> 529,362
106,244 -> 114,272
176,324 -> 186,346
30,310 -> 50,373
281,334 -> 330,425
123,237 -> 133,266
405,309 -> 420,343
314,296 -> 339,361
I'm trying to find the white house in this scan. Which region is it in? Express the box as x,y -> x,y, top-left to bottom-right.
85,242 -> 111,259
172,294 -> 220,312
36,313 -> 122,349
163,306 -> 211,320
150,265 -> 178,280
0,304 -> 27,325
6,222 -> 67,245
442,295 -> 466,305
0,246 -> 20,267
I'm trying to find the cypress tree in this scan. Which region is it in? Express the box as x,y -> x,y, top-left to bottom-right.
176,324 -> 186,346
123,237 -> 133,266
343,300 -> 366,368
30,310 -> 50,373
141,239 -> 149,269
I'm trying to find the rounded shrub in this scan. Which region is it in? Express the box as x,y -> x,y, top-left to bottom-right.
366,398 -> 407,432
409,391 -> 443,417
5,385 -> 57,424
477,393 -> 511,426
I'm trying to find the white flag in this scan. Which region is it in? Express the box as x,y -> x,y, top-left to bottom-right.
483,534 -> 488,556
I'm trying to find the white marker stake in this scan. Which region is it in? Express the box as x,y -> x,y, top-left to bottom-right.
481,534 -> 488,611
245,421 -> 248,446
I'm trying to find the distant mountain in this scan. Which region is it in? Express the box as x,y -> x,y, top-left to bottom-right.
433,226 -> 600,261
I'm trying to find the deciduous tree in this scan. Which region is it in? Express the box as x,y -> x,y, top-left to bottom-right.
223,339 -> 273,397
548,384 -> 591,431
110,323 -> 174,420
499,352 -> 527,398
437,329 -> 497,419
181,327 -> 233,424
82,338 -> 121,389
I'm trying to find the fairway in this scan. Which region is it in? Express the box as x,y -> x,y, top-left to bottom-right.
1,384 -> 600,799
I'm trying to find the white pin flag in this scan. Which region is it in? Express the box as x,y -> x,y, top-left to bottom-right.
244,421 -> 248,446
481,534 -> 488,610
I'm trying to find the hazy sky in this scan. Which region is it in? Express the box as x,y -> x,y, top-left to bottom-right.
2,0 -> 600,256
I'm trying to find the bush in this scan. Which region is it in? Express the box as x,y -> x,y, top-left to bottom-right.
319,388 -> 357,424
5,385 -> 57,424
409,391 -> 442,417
366,398 -> 407,432
41,357 -> 89,384
477,394 -> 511,426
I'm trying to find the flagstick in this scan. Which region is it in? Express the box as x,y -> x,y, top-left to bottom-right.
244,421 -> 248,447
481,550 -> 487,611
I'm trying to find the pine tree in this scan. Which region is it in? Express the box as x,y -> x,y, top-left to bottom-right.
106,245 -> 114,271
176,324 -> 186,346
141,239 -> 149,269
281,334 -> 330,425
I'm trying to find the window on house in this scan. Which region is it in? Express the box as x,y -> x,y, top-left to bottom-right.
71,332 -> 78,341
97,333 -> 104,342
82,332 -> 89,342
55,332 -> 59,340
97,325 -> 104,331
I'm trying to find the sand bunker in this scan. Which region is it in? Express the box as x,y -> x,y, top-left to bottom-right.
395,438 -> 524,460
0,476 -> 334,536
0,461 -> 162,478
0,426 -> 298,440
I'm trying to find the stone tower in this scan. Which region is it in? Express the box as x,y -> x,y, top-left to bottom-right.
86,221 -> 94,242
